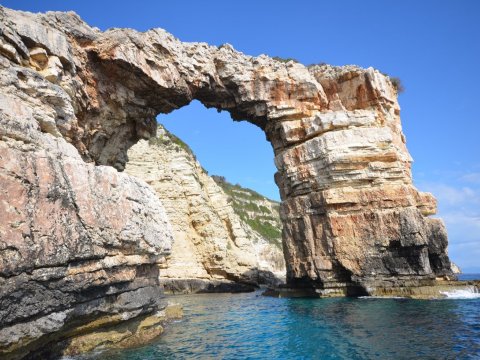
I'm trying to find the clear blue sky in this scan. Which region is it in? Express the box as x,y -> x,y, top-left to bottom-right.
4,1 -> 479,272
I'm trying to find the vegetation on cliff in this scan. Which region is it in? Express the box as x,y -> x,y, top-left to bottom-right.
149,130 -> 195,156
212,175 -> 282,249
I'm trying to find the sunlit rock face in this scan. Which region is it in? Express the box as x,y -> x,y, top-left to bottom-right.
73,20 -> 452,293
0,4 -> 454,356
275,66 -> 452,294
0,7 -> 173,359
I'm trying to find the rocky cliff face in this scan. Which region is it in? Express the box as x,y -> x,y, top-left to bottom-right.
212,175 -> 284,274
126,125 -> 285,293
277,65 -> 453,294
0,7 -> 175,359
0,5 -> 456,356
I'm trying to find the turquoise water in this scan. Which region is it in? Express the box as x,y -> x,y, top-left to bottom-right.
92,277 -> 480,360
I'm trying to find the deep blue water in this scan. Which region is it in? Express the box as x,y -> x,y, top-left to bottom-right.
459,274 -> 480,281
86,276 -> 480,360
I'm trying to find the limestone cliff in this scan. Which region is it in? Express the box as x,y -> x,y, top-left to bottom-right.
211,175 -> 284,273
0,5 -> 458,357
278,64 -> 453,295
126,125 -> 285,293
0,7 -> 175,359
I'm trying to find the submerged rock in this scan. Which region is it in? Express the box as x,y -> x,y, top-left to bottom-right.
58,303 -> 183,356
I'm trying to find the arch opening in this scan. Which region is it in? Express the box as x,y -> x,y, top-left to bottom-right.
159,99 -> 279,201
124,99 -> 286,292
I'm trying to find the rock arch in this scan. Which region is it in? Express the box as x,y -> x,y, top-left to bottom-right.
0,6 -> 457,356
75,26 -> 453,294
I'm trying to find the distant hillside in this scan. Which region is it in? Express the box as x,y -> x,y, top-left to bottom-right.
212,176 -> 282,249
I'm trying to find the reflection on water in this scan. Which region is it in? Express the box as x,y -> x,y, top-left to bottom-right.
283,297 -> 476,359
89,290 -> 480,359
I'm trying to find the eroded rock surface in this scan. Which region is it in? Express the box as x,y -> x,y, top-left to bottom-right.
126,125 -> 285,293
0,7 -> 173,359
0,5 -> 456,357
277,65 -> 453,294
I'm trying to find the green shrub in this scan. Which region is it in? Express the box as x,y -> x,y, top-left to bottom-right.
148,135 -> 166,146
170,133 -> 193,154
390,76 -> 405,93
212,175 -> 226,184
244,217 -> 282,247
259,205 -> 270,213
272,56 -> 299,64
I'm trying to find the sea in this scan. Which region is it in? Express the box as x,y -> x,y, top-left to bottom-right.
84,274 -> 480,359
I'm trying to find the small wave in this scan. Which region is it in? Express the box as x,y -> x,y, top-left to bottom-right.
440,288 -> 480,299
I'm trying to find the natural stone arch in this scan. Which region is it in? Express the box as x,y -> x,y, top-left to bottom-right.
0,7 -> 458,357
71,26 -> 453,295
77,32 -> 326,169
1,7 -> 453,295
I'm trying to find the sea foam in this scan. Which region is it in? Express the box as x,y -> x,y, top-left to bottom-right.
440,287 -> 480,299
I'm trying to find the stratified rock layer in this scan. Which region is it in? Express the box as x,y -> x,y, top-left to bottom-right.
0,5 -> 455,356
0,7 -> 174,359
126,125 -> 285,292
275,65 -> 453,294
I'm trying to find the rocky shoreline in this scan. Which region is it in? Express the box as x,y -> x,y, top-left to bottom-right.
264,280 -> 480,299
21,303 -> 183,359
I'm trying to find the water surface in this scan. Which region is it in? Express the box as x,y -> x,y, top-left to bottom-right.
91,278 -> 480,359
